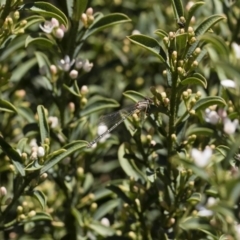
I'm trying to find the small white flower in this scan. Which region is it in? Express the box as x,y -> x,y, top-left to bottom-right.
198,207 -> 213,217
53,27 -> 64,39
232,42 -> 240,59
207,197 -> 216,207
100,217 -> 110,226
69,69 -> 78,79
75,58 -> 84,69
83,59 -> 93,72
191,146 -> 212,167
205,108 -> 219,124
29,138 -> 38,148
221,79 -> 236,88
223,118 -> 239,134
98,125 -> 110,143
39,18 -> 59,33
48,116 -> 58,128
37,146 -> 45,157
132,29 -> 141,35
0,186 -> 7,197
58,56 -> 75,72
81,85 -> 88,95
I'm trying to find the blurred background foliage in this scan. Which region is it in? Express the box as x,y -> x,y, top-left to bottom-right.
1,0 -> 240,239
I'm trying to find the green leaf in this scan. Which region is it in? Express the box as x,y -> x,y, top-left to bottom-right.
82,173 -> 94,193
186,15 -> 225,58
72,0 -> 88,20
16,15 -> 45,30
176,33 -> 188,54
10,58 -> 37,82
0,99 -> 17,113
193,96 -> 226,111
199,34 -> 229,59
80,97 -> 120,117
118,143 -> 145,181
22,212 -> 52,222
181,76 -> 207,88
154,29 -> 168,40
31,190 -> 47,209
185,2 -> 205,29
17,138 -> 28,153
37,105 -> 49,144
187,192 -> 202,204
19,1 -> 68,27
0,136 -> 25,176
35,51 -> 51,78
25,159 -> 43,171
123,90 -> 147,102
93,199 -> 121,220
25,36 -> 56,49
127,34 -> 167,63
40,141 -> 88,174
171,0 -> 184,21
185,126 -> 214,137
18,107 -> 35,123
84,13 -> 131,39
63,84 -> 81,98
88,221 -> 115,236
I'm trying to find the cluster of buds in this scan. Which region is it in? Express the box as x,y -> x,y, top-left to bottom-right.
39,18 -> 67,39
56,55 -> 93,80
81,8 -> 94,28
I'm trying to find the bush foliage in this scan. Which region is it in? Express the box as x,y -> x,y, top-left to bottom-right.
1,0 -> 240,239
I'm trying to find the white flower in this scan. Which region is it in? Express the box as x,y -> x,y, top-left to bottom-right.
29,138 -> 38,147
69,69 -> 78,79
223,118 -> 239,134
221,79 -> 236,88
48,116 -> 58,128
197,207 -> 213,217
83,59 -> 93,72
100,217 -> 110,226
132,29 -> 141,35
0,186 -> 7,197
191,146 -> 212,167
232,42 -> 240,59
207,197 -> 216,207
37,146 -> 45,157
53,27 -> 64,39
58,56 -> 75,72
39,18 -> 59,33
81,85 -> 88,95
205,108 -> 219,124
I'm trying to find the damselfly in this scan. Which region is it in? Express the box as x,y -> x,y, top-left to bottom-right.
87,98 -> 152,148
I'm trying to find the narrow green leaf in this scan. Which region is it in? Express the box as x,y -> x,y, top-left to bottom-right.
63,84 -> 81,98
25,36 -> 55,48
185,127 -> 214,137
187,192 -> 202,203
22,212 -> 52,222
35,51 -> 51,78
118,143 -> 145,181
0,99 -> 17,113
123,90 -> 147,102
88,221 -> 115,236
82,173 -> 94,193
80,97 -> 119,117
84,13 -> 131,39
73,0 -> 88,21
195,15 -> 225,37
199,34 -> 229,58
10,58 -> 37,82
171,0 -> 184,20
25,159 -> 43,171
154,29 -> 168,40
193,96 -> 226,111
176,33 -> 188,54
93,199 -> 121,220
186,15 -> 225,58
37,105 -> 49,144
19,2 -> 68,27
31,190 -> 47,209
185,2 -> 205,29
17,138 -> 28,153
0,136 -> 25,176
181,76 -> 207,88
127,34 -> 167,63
15,15 -> 45,30
40,141 -> 88,174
